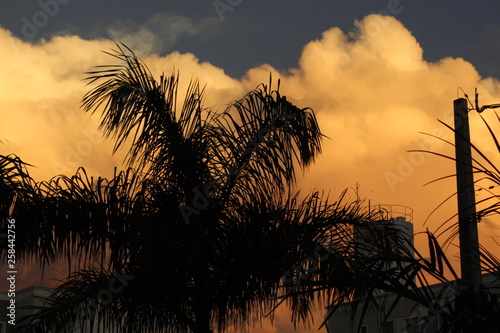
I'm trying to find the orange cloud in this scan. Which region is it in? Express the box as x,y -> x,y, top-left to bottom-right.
1,14 -> 500,333
242,14 -> 500,257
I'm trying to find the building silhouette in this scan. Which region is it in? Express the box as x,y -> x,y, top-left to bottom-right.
326,205 -> 499,333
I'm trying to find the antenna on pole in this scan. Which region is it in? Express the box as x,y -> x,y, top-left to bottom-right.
474,87 -> 500,113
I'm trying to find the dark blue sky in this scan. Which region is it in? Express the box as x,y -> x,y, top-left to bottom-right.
1,0 -> 500,78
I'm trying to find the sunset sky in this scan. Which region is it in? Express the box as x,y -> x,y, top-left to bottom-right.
1,1 -> 500,332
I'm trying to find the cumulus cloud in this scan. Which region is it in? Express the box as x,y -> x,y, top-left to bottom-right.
0,28 -> 242,182
241,15 -> 500,254
245,26 -> 500,327
1,13 -> 500,332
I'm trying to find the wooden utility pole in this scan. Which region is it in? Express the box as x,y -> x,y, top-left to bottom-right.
454,98 -> 482,293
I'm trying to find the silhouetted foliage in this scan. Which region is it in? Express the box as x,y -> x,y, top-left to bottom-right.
314,113 -> 500,332
0,45 -> 371,333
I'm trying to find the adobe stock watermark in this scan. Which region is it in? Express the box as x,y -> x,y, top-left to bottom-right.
384,127 -> 446,192
384,106 -> 467,192
212,0 -> 243,22
272,241 -> 340,301
7,33 -> 25,55
61,271 -> 135,333
21,0 -> 71,39
179,112 -> 295,224
51,128 -> 104,175
408,281 -> 467,332
349,0 -> 404,56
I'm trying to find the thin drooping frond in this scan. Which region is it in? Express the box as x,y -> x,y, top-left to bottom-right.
315,227 -> 494,332
409,116 -> 500,246
0,166 -> 147,272
2,45 -> 376,333
0,154 -> 36,217
82,44 -> 213,188
212,82 -> 323,194
334,112 -> 500,332
221,189 -> 367,329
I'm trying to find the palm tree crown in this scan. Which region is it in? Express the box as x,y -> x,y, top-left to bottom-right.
1,45 -> 367,333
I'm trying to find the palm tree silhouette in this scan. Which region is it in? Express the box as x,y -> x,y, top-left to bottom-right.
1,45 -> 367,333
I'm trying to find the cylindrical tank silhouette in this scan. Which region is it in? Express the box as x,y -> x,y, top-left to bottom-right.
354,205 -> 414,275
